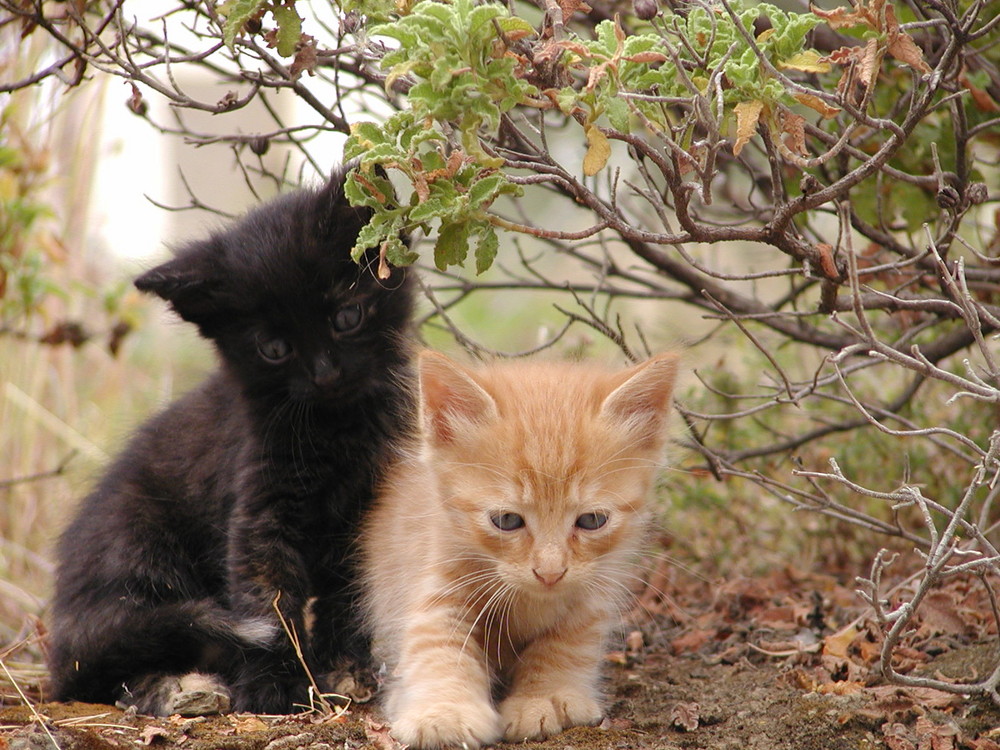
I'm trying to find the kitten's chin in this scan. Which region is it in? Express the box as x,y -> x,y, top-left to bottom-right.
290,378 -> 379,409
522,577 -> 579,600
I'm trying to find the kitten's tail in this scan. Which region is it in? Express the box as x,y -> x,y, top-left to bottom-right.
48,598 -> 278,706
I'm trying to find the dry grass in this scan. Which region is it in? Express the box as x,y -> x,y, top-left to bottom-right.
0,312 -> 210,701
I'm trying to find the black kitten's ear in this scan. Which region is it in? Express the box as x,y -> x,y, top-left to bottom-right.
134,249 -> 226,325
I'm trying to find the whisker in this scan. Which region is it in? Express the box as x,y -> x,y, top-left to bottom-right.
459,579 -> 512,658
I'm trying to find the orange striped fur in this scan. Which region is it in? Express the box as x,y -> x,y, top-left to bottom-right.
360,350 -> 678,748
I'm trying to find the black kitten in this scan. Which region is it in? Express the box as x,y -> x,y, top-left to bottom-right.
48,169 -> 415,715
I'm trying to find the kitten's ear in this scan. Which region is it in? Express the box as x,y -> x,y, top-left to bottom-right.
134,248 -> 226,325
419,351 -> 498,447
600,352 -> 679,451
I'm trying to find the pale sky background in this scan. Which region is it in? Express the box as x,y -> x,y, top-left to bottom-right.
75,3 -> 348,265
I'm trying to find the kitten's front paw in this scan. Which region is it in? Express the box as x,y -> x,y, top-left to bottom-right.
391,701 -> 502,749
166,673 -> 232,716
123,672 -> 231,716
500,692 -> 603,741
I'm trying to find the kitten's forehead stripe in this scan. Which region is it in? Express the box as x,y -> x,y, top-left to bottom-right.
462,362 -> 661,507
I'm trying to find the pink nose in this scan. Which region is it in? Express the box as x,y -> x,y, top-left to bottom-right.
533,568 -> 567,586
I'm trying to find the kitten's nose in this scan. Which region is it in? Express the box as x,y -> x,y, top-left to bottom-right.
533,568 -> 567,587
312,357 -> 340,388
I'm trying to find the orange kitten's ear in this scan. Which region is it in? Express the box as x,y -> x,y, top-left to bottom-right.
419,351 -> 498,447
600,352 -> 679,451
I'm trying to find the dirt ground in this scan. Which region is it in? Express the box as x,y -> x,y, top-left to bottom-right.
3,633 -> 999,750
4,567 -> 1000,749
3,649 -> 998,750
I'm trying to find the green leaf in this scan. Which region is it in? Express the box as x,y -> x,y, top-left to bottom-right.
221,0 -> 266,48
494,16 -> 536,38
358,143 -> 404,165
347,120 -> 385,147
468,3 -> 504,36
418,1 -> 458,28
427,179 -> 463,205
351,208 -> 406,262
594,20 -> 618,56
435,220 -> 471,270
409,196 -> 448,224
344,170 -> 397,209
371,23 -> 419,48
430,59 -> 458,90
352,220 -> 386,261
345,121 -> 394,162
467,174 -> 504,209
384,235 -> 420,267
474,223 -> 499,275
604,97 -> 630,133
271,4 -> 302,57
343,172 -> 370,206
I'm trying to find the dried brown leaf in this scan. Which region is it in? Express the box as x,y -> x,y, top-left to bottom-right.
351,170 -> 389,204
885,5 -> 931,74
670,628 -> 715,655
583,123 -> 611,175
823,45 -> 863,66
916,590 -> 973,638
586,61 -> 609,92
377,243 -> 392,280
794,92 -> 840,118
558,0 -> 589,23
858,38 -> 881,89
625,630 -> 644,653
816,680 -> 865,695
733,99 -> 764,156
364,717 -> 405,750
126,82 -> 147,116
810,2 -> 878,31
670,701 -> 700,732
289,35 -> 318,79
867,685 -> 964,715
781,111 -> 808,156
959,73 -> 1000,113
887,32 -> 931,73
822,625 -> 858,659
139,726 -> 170,745
914,716 -> 959,750
755,605 -> 801,629
778,50 -> 831,73
625,51 -> 668,64
823,38 -> 881,100
605,650 -> 628,665
227,715 -> 269,734
883,722 -> 917,750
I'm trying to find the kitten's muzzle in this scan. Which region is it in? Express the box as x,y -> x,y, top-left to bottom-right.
311,357 -> 341,389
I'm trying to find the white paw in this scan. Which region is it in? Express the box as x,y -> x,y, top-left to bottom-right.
500,691 -> 603,741
165,673 -> 231,716
391,700 -> 502,749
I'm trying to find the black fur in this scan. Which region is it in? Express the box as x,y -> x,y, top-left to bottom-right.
48,169 -> 415,714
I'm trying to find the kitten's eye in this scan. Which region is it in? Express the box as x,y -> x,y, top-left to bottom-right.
333,303 -> 364,333
575,512 -> 608,531
257,336 -> 292,363
490,512 -> 525,531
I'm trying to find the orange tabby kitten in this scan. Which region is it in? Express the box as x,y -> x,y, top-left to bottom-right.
360,350 -> 678,749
